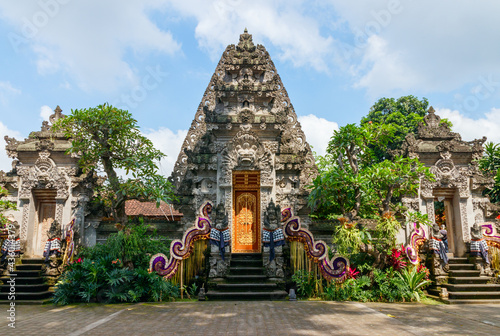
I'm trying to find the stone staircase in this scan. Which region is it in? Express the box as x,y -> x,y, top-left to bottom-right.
207,253 -> 288,300
442,257 -> 500,304
0,258 -> 53,305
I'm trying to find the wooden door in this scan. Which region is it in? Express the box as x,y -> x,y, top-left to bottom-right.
232,171 -> 260,253
35,202 -> 56,256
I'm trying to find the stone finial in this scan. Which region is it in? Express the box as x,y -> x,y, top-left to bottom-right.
49,105 -> 65,125
237,28 -> 256,53
424,106 -> 440,128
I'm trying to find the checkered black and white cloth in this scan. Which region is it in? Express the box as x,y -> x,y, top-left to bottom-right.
263,228 -> 284,243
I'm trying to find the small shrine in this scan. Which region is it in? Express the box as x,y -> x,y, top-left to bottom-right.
1,106 -> 92,258
400,107 -> 497,257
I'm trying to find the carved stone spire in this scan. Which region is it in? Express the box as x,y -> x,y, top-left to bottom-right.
49,105 -> 65,125
423,106 -> 440,128
171,31 -> 317,228
237,29 -> 256,53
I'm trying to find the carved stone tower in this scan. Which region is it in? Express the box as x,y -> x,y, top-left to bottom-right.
171,30 -> 317,254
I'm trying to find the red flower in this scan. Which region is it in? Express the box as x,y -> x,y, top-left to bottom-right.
388,246 -> 407,271
346,266 -> 360,279
496,214 -> 500,220
76,257 -> 82,263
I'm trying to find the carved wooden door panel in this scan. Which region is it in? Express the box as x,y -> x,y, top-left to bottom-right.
232,171 -> 260,253
35,202 -> 56,256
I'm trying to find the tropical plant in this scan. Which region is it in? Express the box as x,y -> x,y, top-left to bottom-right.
52,103 -> 175,227
478,142 -> 500,203
291,270 -> 323,298
0,186 -> 16,230
53,222 -> 177,305
396,266 -> 432,302
388,246 -> 407,271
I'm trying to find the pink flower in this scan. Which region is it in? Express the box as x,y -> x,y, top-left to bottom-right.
346,266 -> 360,279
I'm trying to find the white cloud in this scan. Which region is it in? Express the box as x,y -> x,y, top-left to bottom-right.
436,107 -> 500,143
0,81 -> 21,104
0,1 -> 181,92
0,121 -> 22,172
327,1 -> 500,96
143,127 -> 188,176
167,0 -> 333,71
40,105 -> 53,121
298,114 -> 339,156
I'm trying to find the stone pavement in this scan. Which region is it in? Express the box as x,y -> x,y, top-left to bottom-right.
1,301 -> 499,335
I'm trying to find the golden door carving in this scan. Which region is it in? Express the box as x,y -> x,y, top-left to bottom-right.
236,193 -> 256,245
232,171 -> 260,253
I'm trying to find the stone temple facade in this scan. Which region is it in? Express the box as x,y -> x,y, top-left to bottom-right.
400,107 -> 496,257
170,30 -> 317,277
171,30 -> 317,233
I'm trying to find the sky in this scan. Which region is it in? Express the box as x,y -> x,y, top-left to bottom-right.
1,1 -> 500,175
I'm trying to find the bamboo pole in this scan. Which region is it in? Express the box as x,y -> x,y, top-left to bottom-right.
180,259 -> 184,299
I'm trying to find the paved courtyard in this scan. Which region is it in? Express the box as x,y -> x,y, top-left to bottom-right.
1,301 -> 499,335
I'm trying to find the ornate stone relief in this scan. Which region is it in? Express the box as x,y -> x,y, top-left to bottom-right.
17,151 -> 70,200
459,199 -> 470,241
220,131 -> 273,186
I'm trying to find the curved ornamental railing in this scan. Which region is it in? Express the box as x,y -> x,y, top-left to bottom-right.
149,202 -> 212,279
404,222 -> 426,265
281,208 -> 348,282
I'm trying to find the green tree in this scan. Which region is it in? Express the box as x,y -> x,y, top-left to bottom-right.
308,122 -> 432,221
360,96 -> 429,160
478,142 -> 500,203
53,103 -> 175,227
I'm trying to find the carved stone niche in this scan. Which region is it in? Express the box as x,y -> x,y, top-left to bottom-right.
219,131 -> 273,186
17,151 -> 70,200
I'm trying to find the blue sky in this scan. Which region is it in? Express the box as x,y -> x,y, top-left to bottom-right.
1,1 -> 500,175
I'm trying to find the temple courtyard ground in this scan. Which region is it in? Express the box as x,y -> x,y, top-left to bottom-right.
1,301 -> 499,335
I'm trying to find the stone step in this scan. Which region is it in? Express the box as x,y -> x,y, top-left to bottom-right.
0,283 -> 50,293
15,264 -> 44,271
448,264 -> 476,270
448,270 -> 481,277
448,277 -> 490,285
448,258 -> 469,264
230,253 -> 263,262
9,270 -> 41,277
0,299 -> 52,305
447,299 -> 500,304
230,259 -> 262,268
215,283 -> 280,292
229,267 -> 265,276
448,291 -> 500,300
0,276 -> 45,285
206,290 -> 288,301
224,274 -> 268,283
444,284 -> 500,292
0,290 -> 53,301
21,258 -> 45,265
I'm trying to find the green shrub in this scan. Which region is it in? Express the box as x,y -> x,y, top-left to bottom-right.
291,270 -> 323,298
396,266 -> 432,302
53,223 -> 179,305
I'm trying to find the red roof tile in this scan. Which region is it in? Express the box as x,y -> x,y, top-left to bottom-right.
125,200 -> 182,220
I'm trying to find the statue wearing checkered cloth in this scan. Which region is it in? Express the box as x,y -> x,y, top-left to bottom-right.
470,223 -> 489,264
